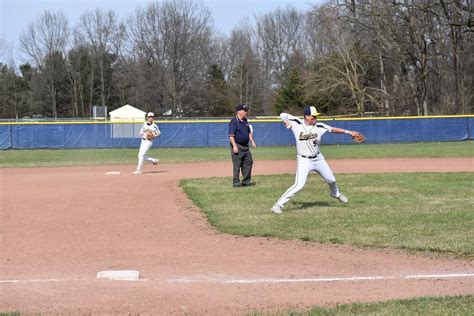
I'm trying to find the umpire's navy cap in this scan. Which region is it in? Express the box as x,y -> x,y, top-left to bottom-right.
235,104 -> 249,112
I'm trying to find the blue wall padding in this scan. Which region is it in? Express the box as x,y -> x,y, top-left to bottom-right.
13,124 -> 65,149
0,125 -> 11,149
468,117 -> 474,140
316,117 -> 469,144
1,117 -> 472,149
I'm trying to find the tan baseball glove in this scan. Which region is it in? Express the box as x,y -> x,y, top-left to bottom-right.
145,131 -> 155,140
352,132 -> 365,143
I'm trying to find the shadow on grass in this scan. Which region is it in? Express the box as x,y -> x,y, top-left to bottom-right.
290,201 -> 331,209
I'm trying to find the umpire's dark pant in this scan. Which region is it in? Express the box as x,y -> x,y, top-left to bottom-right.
231,143 -> 253,186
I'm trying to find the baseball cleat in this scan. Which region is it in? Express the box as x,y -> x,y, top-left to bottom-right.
132,170 -> 142,175
152,159 -> 159,166
271,204 -> 283,214
331,193 -> 348,203
241,182 -> 255,187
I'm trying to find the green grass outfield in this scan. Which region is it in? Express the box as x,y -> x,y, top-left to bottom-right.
251,295 -> 474,316
2,295 -> 473,315
181,172 -> 474,256
0,141 -> 472,168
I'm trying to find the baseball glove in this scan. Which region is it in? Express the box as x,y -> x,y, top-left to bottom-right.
352,132 -> 365,143
145,131 -> 155,140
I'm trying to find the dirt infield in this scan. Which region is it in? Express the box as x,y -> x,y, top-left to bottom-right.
1,158 -> 473,314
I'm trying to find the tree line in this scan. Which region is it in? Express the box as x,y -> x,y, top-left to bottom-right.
0,0 -> 472,119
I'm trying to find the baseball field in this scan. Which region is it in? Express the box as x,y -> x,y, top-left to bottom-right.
1,142 -> 473,314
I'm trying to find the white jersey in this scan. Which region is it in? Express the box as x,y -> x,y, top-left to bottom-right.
139,122 -> 160,141
280,113 -> 332,157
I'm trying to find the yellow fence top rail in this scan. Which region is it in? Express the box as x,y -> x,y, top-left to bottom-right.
0,114 -> 472,125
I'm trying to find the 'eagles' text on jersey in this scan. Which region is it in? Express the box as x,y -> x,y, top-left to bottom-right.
280,113 -> 332,157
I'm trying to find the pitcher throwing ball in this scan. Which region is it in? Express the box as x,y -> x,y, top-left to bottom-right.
271,106 -> 363,214
133,112 -> 161,175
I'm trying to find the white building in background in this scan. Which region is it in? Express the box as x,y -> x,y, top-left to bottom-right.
109,104 -> 147,138
109,104 -> 146,121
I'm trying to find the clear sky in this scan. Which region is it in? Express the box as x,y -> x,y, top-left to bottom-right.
1,0 -> 322,62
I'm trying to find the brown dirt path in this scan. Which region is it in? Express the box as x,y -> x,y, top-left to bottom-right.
1,158 -> 473,315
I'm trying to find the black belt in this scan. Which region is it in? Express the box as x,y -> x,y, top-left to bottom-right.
232,143 -> 249,149
299,152 -> 320,159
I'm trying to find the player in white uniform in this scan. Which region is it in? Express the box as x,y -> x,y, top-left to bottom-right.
132,112 -> 161,175
271,106 -> 361,214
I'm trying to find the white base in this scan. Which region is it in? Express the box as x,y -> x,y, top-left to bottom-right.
105,171 -> 121,175
96,270 -> 140,281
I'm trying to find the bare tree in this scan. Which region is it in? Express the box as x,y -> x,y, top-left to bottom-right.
0,62 -> 19,119
20,11 -> 69,118
208,35 -> 233,82
305,4 -> 339,58
3,0 -> 471,119
229,26 -> 254,105
438,0 -> 474,113
334,0 -> 393,114
305,3 -> 384,115
76,9 -> 124,108
67,31 -> 91,117
328,0 -> 470,115
254,5 -> 307,84
307,44 -> 382,114
127,0 -> 213,115
20,11 -> 69,67
386,2 -> 440,116
0,37 -> 7,61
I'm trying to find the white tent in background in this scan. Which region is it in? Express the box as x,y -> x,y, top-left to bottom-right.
109,105 -> 146,139
109,104 -> 146,121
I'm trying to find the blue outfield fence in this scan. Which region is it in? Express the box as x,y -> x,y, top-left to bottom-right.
0,116 -> 473,150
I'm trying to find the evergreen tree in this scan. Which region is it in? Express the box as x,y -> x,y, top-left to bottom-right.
274,68 -> 305,114
206,64 -> 234,116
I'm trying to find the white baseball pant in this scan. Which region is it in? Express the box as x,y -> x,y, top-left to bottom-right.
276,155 -> 341,207
136,139 -> 157,172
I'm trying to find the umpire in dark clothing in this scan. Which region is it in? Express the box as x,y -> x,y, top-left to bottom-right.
228,104 -> 257,187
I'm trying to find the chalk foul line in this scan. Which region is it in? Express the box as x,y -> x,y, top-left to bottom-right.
171,272 -> 474,284
1,273 -> 473,285
0,277 -> 147,284
0,278 -> 82,284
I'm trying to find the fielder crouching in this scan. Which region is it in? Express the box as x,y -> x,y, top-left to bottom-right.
271,106 -> 361,214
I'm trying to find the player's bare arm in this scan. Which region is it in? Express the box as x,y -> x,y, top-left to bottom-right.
249,132 -> 257,149
331,127 -> 365,143
331,127 -> 356,137
229,135 -> 239,154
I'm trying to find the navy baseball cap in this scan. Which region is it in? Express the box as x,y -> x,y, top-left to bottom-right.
235,104 -> 249,112
304,106 -> 321,117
